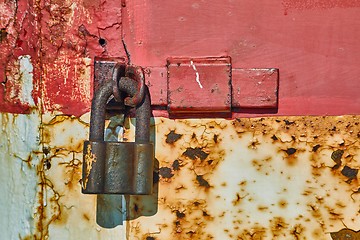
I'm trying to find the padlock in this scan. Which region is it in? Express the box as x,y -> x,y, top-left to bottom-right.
82,74 -> 154,195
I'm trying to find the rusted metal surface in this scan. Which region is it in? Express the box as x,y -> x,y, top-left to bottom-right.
1,0 -> 360,239
125,115 -> 360,239
36,113 -> 125,239
1,109 -> 360,239
121,65 -> 146,107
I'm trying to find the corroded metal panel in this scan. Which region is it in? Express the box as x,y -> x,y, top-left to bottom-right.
1,111 -> 360,239
37,113 -> 125,239
125,116 -> 360,240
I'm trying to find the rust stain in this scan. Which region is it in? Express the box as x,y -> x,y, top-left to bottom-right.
23,112 -> 92,239
165,130 -> 182,144
8,109 -> 360,238
332,149 -> 344,169
83,144 -> 96,189
182,147 -> 209,161
159,167 -> 174,179
127,115 -> 360,239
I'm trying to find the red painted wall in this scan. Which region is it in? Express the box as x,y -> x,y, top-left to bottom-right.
122,0 -> 360,116
1,0 -> 359,116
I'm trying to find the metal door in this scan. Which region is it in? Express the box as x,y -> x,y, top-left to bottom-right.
1,0 -> 360,239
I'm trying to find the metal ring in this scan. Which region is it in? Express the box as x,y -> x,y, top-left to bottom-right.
122,65 -> 145,107
111,62 -> 125,102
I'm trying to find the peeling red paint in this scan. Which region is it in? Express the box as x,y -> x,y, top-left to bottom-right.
0,0 -> 38,113
0,0 -> 127,116
2,0 -> 360,116
39,0 -> 126,116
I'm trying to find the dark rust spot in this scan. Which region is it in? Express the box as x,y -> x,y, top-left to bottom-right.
312,144 -> 321,152
159,167 -> 174,178
284,120 -> 295,125
330,228 -> 360,240
44,159 -> 51,170
43,146 -> 51,155
175,210 -> 185,219
213,134 -> 218,143
196,175 -> 210,188
172,159 -> 180,170
341,165 -> 358,183
146,237 -> 156,240
271,135 -> 278,141
0,28 -> 8,43
166,130 -> 182,144
286,148 -> 297,155
183,147 -> 209,161
332,150 -> 344,162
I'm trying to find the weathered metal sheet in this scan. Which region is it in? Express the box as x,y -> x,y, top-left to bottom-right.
125,115 -> 360,240
35,113 -> 126,239
1,110 -> 360,239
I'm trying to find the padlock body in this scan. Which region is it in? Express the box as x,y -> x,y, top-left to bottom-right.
82,141 -> 154,195
133,143 -> 154,194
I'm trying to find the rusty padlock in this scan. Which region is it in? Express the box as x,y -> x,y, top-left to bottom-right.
82,74 -> 153,195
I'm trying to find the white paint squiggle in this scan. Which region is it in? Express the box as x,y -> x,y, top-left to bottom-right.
190,60 -> 203,89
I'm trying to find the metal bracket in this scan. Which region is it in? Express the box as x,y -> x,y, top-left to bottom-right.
94,57 -> 279,118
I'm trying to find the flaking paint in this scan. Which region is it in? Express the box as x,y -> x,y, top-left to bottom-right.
1,0 -> 360,239
1,110 -> 360,239
125,116 -> 360,239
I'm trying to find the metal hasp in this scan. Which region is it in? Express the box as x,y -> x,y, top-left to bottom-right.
82,63 -> 154,195
167,57 -> 279,117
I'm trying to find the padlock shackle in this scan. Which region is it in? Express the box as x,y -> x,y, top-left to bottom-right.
89,75 -> 150,143
118,77 -> 151,143
89,80 -> 114,142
